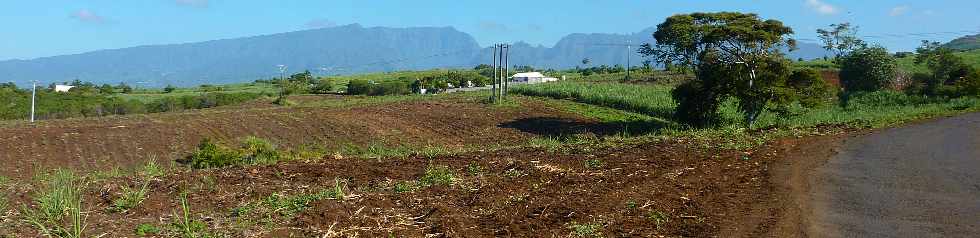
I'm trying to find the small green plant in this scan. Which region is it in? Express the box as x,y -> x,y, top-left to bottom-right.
418,165 -> 455,187
504,168 -> 526,178
648,210 -> 670,229
139,160 -> 166,179
567,221 -> 603,237
465,163 -> 483,176
21,169 -> 88,238
90,166 -> 126,182
626,200 -> 638,210
111,182 -> 150,212
172,193 -> 208,238
584,159 -> 604,169
331,178 -> 347,200
134,223 -> 161,236
393,181 -> 414,193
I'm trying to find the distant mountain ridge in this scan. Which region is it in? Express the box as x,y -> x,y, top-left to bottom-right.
0,24 -> 831,87
944,34 -> 980,51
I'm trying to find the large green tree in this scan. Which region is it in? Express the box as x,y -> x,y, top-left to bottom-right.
839,46 -> 897,93
816,23 -> 865,61
639,12 -> 800,127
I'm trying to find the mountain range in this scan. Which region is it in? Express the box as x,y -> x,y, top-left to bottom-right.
0,24 -> 833,87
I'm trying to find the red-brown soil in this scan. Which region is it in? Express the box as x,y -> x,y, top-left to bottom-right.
0,95 -> 598,179
2,137 -> 787,237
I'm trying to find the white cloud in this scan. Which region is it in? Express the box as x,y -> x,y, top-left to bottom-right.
890,5 -> 910,16
805,0 -> 839,15
923,10 -> 936,15
174,0 -> 208,8
71,9 -> 106,23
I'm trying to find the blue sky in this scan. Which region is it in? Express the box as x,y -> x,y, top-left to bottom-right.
1,0 -> 978,60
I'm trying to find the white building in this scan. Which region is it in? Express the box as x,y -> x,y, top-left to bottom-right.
512,72 -> 559,84
54,85 -> 75,93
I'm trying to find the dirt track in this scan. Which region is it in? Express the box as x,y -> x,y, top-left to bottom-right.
788,112 -> 980,237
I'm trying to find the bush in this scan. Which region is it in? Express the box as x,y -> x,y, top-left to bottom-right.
240,137 -> 281,165
186,139 -> 241,169
311,78 -> 336,94
671,80 -> 722,128
839,46 -> 897,93
787,68 -> 837,108
371,80 -> 411,96
163,85 -> 176,93
184,137 -> 285,169
347,79 -> 372,95
843,90 -> 937,109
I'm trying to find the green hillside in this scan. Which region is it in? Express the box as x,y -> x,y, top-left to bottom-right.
944,34 -> 980,51
896,49 -> 980,73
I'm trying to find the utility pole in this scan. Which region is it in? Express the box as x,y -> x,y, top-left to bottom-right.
30,80 -> 37,123
491,45 -> 497,103
277,65 -> 287,102
503,44 -> 510,99
626,40 -> 632,81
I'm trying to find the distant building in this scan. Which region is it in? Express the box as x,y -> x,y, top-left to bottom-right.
54,85 -> 75,93
512,72 -> 558,84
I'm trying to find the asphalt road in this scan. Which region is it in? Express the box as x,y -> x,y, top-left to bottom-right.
808,112 -> 980,237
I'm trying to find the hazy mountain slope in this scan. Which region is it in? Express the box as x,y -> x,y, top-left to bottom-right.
944,34 -> 980,51
0,24 -> 482,87
0,25 -> 831,87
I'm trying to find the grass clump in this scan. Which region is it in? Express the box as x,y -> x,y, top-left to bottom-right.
418,165 -> 455,187
171,193 -> 211,238
134,223 -> 162,236
648,211 -> 670,229
584,159 -> 604,169
21,169 -> 88,238
567,221 -> 604,237
185,137 -> 285,169
234,179 -> 347,223
110,182 -> 150,213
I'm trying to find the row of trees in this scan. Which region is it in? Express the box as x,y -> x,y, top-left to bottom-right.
0,83 -> 262,121
643,12 -> 979,128
346,71 -> 490,96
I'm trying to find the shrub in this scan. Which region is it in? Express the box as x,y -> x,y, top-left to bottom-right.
839,46 -> 897,93
186,139 -> 241,169
311,78 -> 336,94
787,68 -> 837,108
346,79 -> 372,95
671,80 -> 723,128
240,137 -> 281,165
418,165 -> 455,186
163,85 -> 176,93
371,80 -> 411,96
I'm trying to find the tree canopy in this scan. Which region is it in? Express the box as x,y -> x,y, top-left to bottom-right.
640,12 -> 816,128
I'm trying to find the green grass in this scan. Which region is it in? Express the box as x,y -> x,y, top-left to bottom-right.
119,82 -> 277,103
512,80 -> 980,149
567,221 -> 604,237
511,82 -> 677,119
895,49 -> 980,74
111,182 -> 150,213
22,169 -> 88,238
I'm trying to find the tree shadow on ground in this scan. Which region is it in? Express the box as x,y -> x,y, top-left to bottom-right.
499,117 -> 673,138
